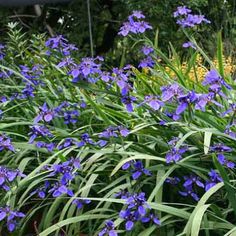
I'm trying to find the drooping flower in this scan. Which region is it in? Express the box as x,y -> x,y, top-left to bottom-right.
165,147 -> 187,163
165,137 -> 188,163
58,138 -> 80,150
36,141 -> 56,152
182,41 -> 196,49
0,44 -> 5,60
99,126 -> 129,139
217,153 -> 235,169
98,220 -> 117,236
111,67 -> 134,96
121,95 -> 137,112
205,169 -> 222,191
176,91 -> 197,115
28,125 -> 53,143
141,213 -> 161,225
0,166 -> 25,191
210,143 -> 232,153
0,134 -> 15,152
195,92 -> 223,111
224,124 -> 236,138
132,161 -> 151,180
165,176 -> 180,185
119,209 -> 140,231
138,56 -> 155,68
77,133 -> 95,147
202,69 -> 231,92
72,199 -> 91,209
161,83 -> 184,102
179,185 -> 199,201
122,161 -> 151,180
210,144 -> 234,169
222,103 -> 236,117
30,181 -> 50,199
63,109 -> 80,124
48,183 -> 74,198
141,45 -> 154,55
0,206 -> 25,232
183,175 -> 204,189
20,84 -> 35,99
164,111 -> 180,121
100,71 -> 112,82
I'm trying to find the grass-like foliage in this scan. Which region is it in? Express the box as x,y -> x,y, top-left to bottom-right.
0,7 -> 236,236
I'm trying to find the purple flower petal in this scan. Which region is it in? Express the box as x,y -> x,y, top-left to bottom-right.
0,211 -> 6,221
7,222 -> 15,232
176,102 -> 188,115
132,171 -> 142,180
125,221 -> 134,231
138,205 -> 146,215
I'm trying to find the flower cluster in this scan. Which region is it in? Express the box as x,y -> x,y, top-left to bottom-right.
31,157 -> 80,198
118,11 -> 152,36
119,192 -> 160,230
45,35 -> 78,56
138,45 -> 156,69
18,64 -> 44,99
70,56 -> 103,83
174,6 -> 210,28
35,101 -> 82,125
179,175 -> 205,201
158,69 -> 231,118
166,170 -> 223,201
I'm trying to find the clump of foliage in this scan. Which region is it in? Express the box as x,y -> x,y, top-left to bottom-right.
0,6 -> 236,236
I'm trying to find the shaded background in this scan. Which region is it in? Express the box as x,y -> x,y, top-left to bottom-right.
0,0 -> 235,62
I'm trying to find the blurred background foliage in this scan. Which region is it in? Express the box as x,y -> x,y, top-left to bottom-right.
0,0 -> 235,64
